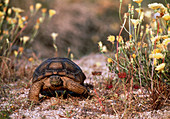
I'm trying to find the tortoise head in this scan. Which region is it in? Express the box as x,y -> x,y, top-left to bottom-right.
50,75 -> 63,87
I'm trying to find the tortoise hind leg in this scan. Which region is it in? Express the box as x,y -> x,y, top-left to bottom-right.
28,81 -> 44,103
61,77 -> 89,97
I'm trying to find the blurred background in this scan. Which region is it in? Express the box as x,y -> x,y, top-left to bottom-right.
9,0 -> 167,58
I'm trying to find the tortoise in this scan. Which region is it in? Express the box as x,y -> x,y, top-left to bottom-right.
28,57 -> 88,102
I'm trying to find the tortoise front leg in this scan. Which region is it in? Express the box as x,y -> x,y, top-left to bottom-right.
28,81 -> 44,102
61,77 -> 89,96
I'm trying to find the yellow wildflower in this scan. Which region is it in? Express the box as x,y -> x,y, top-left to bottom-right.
118,46 -> 122,50
6,38 -> 9,44
4,0 -> 9,4
133,0 -> 143,4
22,36 -> 29,44
131,6 -> 134,13
140,30 -> 143,38
12,7 -> 24,13
142,42 -> 148,48
29,5 -> 34,12
8,8 -> 12,15
107,35 -> 115,44
125,41 -> 134,49
101,45 -> 108,52
14,50 -> 18,57
156,44 -> 166,50
163,38 -> 170,46
161,35 -> 168,39
149,53 -> 164,59
107,58 -> 113,63
130,58 -> 134,63
129,34 -> 132,40
28,57 -> 34,62
148,3 -> 164,10
51,32 -> 58,41
135,8 -> 143,13
36,18 -> 41,24
155,63 -> 165,71
153,59 -> 157,65
162,13 -> 170,21
18,47 -> 24,52
138,42 -> 141,47
49,9 -> 56,18
132,54 -> 136,58
22,16 -> 28,21
125,41 -> 130,47
128,4 -> 131,8
150,36 -> 161,44
140,12 -> 144,21
0,11 -> 4,18
18,18 -> 24,28
3,31 -> 8,35
159,4 -> 167,13
116,36 -> 123,42
41,8 -> 47,13
34,24 -> 39,30
38,17 -> 43,23
151,49 -> 161,54
145,24 -> 150,34
3,7 -> 7,12
70,53 -> 74,60
98,41 -> 103,48
128,4 -> 131,12
35,3 -> 42,11
7,17 -> 11,23
159,28 -> 163,34
131,19 -> 139,28
115,53 -> 118,60
12,18 -> 17,24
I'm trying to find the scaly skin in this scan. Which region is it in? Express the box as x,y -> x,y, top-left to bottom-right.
28,80 -> 44,103
61,77 -> 88,95
28,76 -> 88,102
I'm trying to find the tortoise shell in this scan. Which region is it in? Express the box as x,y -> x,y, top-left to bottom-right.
32,57 -> 86,84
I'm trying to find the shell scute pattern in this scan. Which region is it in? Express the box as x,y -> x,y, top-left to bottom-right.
32,58 -> 85,83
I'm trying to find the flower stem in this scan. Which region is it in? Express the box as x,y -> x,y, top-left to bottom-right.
119,0 -> 123,24
103,53 -> 128,71
134,27 -> 137,42
117,16 -> 127,72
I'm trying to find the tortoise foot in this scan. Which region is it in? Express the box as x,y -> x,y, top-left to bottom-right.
61,77 -> 89,96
